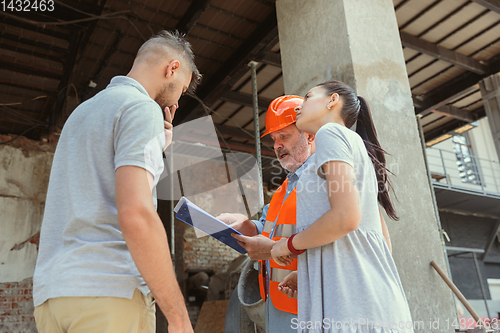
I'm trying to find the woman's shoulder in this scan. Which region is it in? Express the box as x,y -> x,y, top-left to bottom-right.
317,122 -> 347,138
317,122 -> 363,145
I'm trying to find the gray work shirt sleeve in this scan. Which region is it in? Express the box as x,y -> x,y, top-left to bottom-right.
113,101 -> 165,183
251,203 -> 269,234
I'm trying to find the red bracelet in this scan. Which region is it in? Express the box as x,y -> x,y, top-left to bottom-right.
287,233 -> 306,255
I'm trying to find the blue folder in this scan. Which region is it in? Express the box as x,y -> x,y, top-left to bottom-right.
174,197 -> 247,254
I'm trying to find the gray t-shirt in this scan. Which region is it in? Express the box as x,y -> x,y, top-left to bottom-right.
296,123 -> 413,332
33,76 -> 165,307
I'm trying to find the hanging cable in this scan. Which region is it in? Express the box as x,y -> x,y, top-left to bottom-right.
1,10 -> 131,27
185,92 -> 274,151
0,95 -> 47,107
0,125 -> 43,145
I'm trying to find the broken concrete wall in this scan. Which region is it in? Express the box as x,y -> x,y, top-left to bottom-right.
0,143 -> 54,333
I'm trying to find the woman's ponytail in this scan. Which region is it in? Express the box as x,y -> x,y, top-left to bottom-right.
317,80 -> 398,220
356,96 -> 399,221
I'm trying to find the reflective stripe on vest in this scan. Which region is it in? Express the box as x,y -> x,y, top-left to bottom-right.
258,178 -> 298,315
262,220 -> 274,235
273,224 -> 296,238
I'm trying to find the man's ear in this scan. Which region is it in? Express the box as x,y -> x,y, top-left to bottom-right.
165,60 -> 181,78
307,133 -> 315,143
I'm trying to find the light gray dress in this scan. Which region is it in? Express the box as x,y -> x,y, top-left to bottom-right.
295,123 -> 414,333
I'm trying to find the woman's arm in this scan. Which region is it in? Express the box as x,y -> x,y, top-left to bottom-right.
380,209 -> 392,254
271,160 -> 361,265
292,160 -> 362,250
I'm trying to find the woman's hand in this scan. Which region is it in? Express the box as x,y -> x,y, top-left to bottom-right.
271,238 -> 293,266
278,271 -> 298,299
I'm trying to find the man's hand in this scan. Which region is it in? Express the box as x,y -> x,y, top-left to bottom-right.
163,105 -> 177,152
271,238 -> 293,266
277,271 -> 298,299
231,234 -> 275,260
216,213 -> 258,236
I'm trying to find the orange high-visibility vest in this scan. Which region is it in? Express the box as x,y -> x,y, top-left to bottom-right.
258,178 -> 298,314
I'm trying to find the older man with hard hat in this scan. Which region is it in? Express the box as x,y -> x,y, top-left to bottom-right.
217,95 -> 314,332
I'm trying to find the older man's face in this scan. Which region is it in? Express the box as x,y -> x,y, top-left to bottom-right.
269,124 -> 312,173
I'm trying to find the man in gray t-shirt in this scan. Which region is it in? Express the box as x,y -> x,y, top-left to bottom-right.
33,31 -> 201,333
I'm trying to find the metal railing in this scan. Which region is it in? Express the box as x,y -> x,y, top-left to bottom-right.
426,147 -> 500,195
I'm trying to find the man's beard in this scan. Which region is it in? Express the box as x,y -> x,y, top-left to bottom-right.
278,135 -> 311,173
155,82 -> 176,112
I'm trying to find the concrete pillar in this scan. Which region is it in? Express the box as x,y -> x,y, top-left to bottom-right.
276,0 -> 457,330
479,74 -> 500,161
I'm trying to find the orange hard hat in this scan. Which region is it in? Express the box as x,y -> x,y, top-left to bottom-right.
261,95 -> 304,137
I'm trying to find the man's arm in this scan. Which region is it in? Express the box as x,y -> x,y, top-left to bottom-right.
216,204 -> 269,237
253,204 -> 269,234
217,205 -> 274,260
216,213 -> 258,236
116,165 -> 192,333
232,233 -> 275,260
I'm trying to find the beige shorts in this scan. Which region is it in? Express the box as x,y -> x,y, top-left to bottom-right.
34,289 -> 156,333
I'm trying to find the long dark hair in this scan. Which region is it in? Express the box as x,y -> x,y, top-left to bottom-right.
317,80 -> 399,220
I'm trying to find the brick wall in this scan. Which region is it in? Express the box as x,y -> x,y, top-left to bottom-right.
0,278 -> 37,333
184,226 -> 242,274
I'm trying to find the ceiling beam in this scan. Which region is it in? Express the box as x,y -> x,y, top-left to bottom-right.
220,141 -> 275,157
0,32 -> 68,54
81,31 -> 123,100
175,0 -> 212,34
431,105 -> 478,123
0,15 -> 70,40
220,91 -> 273,110
74,0 -> 111,101
0,58 -> 62,80
258,52 -> 281,67
215,124 -> 273,144
400,31 -> 488,75
424,107 -> 484,142
471,0 -> 500,15
52,30 -> 84,128
424,118 -> 468,142
175,133 -> 275,156
0,41 -> 63,63
175,8 -> 279,125
0,81 -> 57,95
414,54 -> 500,115
483,219 -> 500,260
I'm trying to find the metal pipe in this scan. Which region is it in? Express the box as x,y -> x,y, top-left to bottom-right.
430,261 -> 485,326
170,150 -> 175,258
249,61 -> 264,217
438,149 -> 450,186
472,252 -> 491,320
417,116 -> 455,282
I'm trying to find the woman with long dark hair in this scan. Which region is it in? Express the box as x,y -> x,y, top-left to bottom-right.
271,80 -> 413,332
